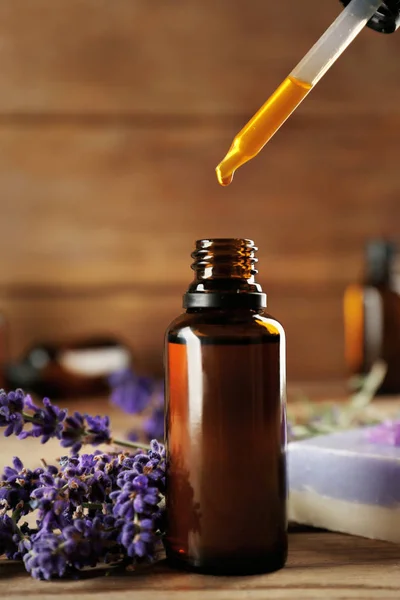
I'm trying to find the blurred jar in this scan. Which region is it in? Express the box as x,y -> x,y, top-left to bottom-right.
4,335 -> 132,399
344,239 -> 400,395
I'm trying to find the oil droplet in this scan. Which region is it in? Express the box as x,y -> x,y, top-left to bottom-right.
215,164 -> 234,186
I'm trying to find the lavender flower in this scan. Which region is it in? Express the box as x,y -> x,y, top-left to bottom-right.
109,368 -> 154,414
0,389 -> 25,436
19,397 -> 66,443
143,405 -> 164,441
0,389 -> 113,456
365,420 -> 400,446
109,448 -> 163,564
122,440 -> 166,492
60,452 -> 99,477
62,516 -> 118,569
0,514 -> 19,558
23,532 -> 67,580
59,452 -> 116,505
24,516 -> 123,580
111,474 -> 160,521
120,517 -> 156,559
109,369 -> 165,442
0,458 -> 49,515
148,439 -> 165,463
0,387 -> 167,580
61,413 -> 111,454
30,476 -> 70,530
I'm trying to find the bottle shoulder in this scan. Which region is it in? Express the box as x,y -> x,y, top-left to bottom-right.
166,310 -> 284,343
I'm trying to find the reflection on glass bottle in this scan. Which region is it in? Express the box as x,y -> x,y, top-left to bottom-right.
344,239 -> 400,394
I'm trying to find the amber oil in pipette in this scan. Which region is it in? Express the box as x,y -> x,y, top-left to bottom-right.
216,76 -> 312,186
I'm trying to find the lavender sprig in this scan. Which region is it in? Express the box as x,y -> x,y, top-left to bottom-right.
0,388 -> 148,453
19,396 -> 66,443
288,361 -> 387,441
0,388 -> 166,580
23,516 -> 122,580
61,413 -> 111,454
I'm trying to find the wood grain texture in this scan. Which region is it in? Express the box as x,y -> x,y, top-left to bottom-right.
1,118 -> 399,288
2,532 -> 400,600
0,0 -> 399,382
0,117 -> 399,379
0,0 -> 399,116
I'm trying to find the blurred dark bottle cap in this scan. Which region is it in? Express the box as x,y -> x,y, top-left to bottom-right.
366,239 -> 396,264
365,238 -> 397,284
339,0 -> 400,34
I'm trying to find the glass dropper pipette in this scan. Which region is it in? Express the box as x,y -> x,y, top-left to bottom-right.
215,0 -> 383,186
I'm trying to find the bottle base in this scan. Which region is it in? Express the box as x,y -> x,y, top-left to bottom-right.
166,549 -> 287,576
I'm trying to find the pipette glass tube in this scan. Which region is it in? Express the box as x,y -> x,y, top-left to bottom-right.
216,0 -> 382,186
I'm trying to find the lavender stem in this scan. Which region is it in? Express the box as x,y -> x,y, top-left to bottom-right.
82,503 -> 103,511
21,411 -> 151,452
112,438 -> 151,451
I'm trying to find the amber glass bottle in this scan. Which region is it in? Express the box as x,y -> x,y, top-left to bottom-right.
164,239 -> 287,575
344,239 -> 400,394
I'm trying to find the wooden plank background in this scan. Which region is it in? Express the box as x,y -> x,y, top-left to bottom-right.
0,0 -> 400,381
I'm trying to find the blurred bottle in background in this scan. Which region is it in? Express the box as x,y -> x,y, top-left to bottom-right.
4,335 -> 132,399
344,239 -> 400,395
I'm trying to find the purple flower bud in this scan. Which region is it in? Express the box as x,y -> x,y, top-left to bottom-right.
23,532 -> 67,580
0,389 -> 25,437
18,396 -> 66,444
119,517 -> 157,560
365,420 -> 400,446
109,369 -> 155,415
61,413 -> 111,454
0,459 -> 46,515
0,514 -> 19,559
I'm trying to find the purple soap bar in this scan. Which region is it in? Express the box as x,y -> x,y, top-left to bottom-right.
288,426 -> 400,542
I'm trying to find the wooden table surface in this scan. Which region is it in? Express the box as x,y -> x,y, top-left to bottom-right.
1,389 -> 400,600
1,530 -> 400,600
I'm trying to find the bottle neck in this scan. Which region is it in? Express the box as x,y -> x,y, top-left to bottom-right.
183,239 -> 267,310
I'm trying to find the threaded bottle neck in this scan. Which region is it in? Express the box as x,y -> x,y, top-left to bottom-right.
191,238 -> 258,281
183,239 -> 267,309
